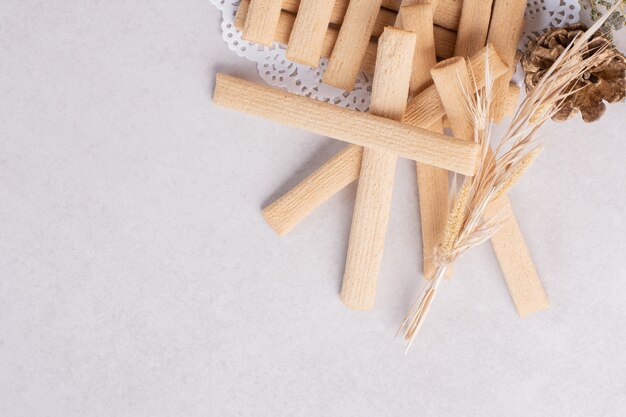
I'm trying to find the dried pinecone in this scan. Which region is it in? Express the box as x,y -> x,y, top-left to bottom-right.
522,23 -> 626,123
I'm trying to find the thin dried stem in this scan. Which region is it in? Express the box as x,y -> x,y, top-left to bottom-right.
398,265 -> 446,353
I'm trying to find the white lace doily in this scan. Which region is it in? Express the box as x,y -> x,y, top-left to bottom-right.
210,0 -> 581,110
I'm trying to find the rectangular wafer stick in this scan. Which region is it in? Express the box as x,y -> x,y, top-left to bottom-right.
213,74 -> 479,174
286,0 -> 336,67
261,46 -> 509,235
374,25 -> 456,65
400,2 -> 452,280
242,0 -> 283,46
399,2 -> 439,97
430,57 -> 475,137
485,197 -> 550,317
454,0 -> 494,57
263,145 -> 363,236
322,0 -> 384,90
341,28 -> 416,310
487,0 -> 526,121
430,56 -> 549,318
235,0 -> 457,68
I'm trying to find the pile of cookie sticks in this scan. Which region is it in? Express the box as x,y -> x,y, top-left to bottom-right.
214,0 -> 550,328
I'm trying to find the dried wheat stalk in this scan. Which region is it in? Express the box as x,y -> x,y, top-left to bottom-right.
399,4 -> 620,352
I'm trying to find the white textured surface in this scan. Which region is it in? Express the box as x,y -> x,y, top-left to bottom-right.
1,2 -> 625,416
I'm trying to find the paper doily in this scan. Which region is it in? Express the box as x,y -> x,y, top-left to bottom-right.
210,0 -> 581,109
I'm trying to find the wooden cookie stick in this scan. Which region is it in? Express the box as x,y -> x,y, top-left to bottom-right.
286,0 -> 336,67
431,58 -> 475,139
322,0 -> 383,90
487,0 -> 526,121
454,0 -> 494,57
341,28 -> 416,310
213,74 -> 479,174
261,46 -> 509,235
485,197 -> 550,317
263,145 -> 363,235
235,0 -> 457,67
400,2 -> 451,280
430,57 -> 549,318
398,3 -> 438,96
242,0 -> 283,46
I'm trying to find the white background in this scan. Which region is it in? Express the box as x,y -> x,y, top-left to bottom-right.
1,1 -> 625,416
